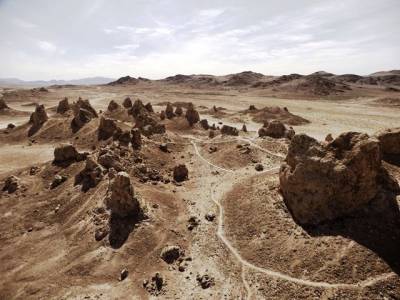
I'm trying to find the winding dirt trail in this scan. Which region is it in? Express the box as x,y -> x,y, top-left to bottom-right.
191,140 -> 396,299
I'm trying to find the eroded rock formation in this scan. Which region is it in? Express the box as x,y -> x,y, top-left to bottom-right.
279,132 -> 397,225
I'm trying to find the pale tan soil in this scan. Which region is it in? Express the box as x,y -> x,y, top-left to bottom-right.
0,81 -> 399,299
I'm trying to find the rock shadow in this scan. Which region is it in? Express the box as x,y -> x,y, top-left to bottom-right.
303,193 -> 400,276
108,211 -> 146,249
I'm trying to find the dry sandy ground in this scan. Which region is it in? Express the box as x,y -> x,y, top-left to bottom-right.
0,82 -> 399,299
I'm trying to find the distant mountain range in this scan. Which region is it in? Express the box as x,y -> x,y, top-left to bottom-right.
0,77 -> 115,87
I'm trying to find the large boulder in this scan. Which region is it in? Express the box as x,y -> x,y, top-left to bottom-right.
175,106 -> 183,116
0,98 -> 9,110
173,164 -> 189,182
57,97 -> 70,114
259,120 -> 286,138
28,104 -> 48,136
106,172 -> 141,217
29,104 -> 48,126
258,120 -> 295,139
98,150 -> 123,171
54,144 -> 86,163
200,119 -> 209,130
98,117 -> 118,140
185,104 -> 200,126
221,125 -> 239,136
375,127 -> 400,159
108,100 -> 120,111
71,101 -> 97,132
165,103 -> 175,119
123,97 -> 132,108
131,128 -> 142,149
279,132 -> 391,225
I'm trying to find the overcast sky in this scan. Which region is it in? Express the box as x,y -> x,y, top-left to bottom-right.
0,0 -> 399,80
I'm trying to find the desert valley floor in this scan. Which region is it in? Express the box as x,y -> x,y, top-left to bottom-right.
1,72 -> 400,299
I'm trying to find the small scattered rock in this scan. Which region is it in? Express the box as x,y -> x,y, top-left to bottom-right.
120,269 -> 129,281
51,174 -> 67,189
2,176 -> 20,193
205,213 -> 216,222
187,216 -> 200,230
159,143 -> 169,153
255,164 -> 264,171
196,274 -> 215,289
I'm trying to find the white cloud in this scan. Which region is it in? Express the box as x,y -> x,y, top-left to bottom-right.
37,40 -> 57,52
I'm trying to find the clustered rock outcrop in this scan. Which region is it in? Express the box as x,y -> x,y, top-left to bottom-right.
258,120 -> 294,139
75,156 -> 104,191
71,98 -> 98,132
105,171 -> 141,218
221,125 -> 239,136
130,99 -> 166,136
279,132 -> 399,225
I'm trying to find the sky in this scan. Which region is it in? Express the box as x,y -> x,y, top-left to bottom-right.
0,0 -> 399,80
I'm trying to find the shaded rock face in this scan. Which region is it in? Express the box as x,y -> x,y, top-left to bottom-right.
75,156 -> 104,191
175,106 -> 183,116
325,133 -> 333,142
118,130 -> 131,146
200,119 -> 209,130
131,128 -> 142,149
258,120 -> 294,139
375,128 -> 400,160
54,144 -> 86,164
28,104 -> 48,136
279,132 -> 391,225
98,151 -> 123,171
74,98 -> 98,118
165,103 -> 175,119
173,164 -> 188,182
185,104 -> 200,126
108,100 -> 120,111
209,130 -> 215,139
160,245 -> 182,264
71,99 -> 98,132
123,97 -> 132,108
0,98 -> 9,110
145,102 -> 153,113
221,125 -> 239,136
98,117 -> 118,140
106,172 -> 141,217
57,97 -> 70,114
242,124 -> 247,132
71,108 -> 94,132
2,176 -> 20,193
